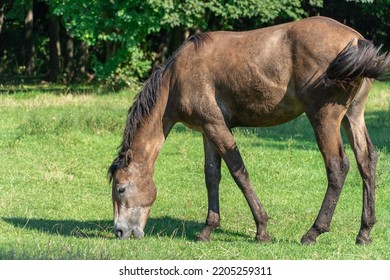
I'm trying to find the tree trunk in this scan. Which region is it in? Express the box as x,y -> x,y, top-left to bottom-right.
168,26 -> 189,56
105,41 -> 118,63
74,40 -> 90,82
63,31 -> 75,83
152,40 -> 168,70
25,0 -> 35,76
46,14 -> 61,82
152,27 -> 190,71
0,4 -> 4,34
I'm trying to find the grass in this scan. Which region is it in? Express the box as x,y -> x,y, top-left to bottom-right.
0,82 -> 389,260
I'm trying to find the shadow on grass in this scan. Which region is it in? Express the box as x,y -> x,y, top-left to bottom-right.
1,216 -> 250,241
1,217 -> 113,238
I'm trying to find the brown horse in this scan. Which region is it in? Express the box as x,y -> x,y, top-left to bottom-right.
109,16 -> 390,244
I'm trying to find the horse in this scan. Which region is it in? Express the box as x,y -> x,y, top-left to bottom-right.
109,16 -> 390,245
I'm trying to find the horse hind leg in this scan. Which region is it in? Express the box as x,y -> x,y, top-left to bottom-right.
302,107 -> 350,245
342,102 -> 377,245
196,135 -> 222,241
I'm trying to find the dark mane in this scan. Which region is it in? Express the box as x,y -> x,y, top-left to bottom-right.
188,33 -> 212,51
111,32 -> 212,167
119,66 -> 163,156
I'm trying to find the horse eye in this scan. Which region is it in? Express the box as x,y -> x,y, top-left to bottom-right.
117,187 -> 126,194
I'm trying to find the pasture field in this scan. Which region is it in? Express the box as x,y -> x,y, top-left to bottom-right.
0,82 -> 389,260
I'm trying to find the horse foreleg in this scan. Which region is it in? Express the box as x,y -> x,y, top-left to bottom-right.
302,112 -> 350,245
202,124 -> 270,242
342,111 -> 377,245
196,135 -> 222,241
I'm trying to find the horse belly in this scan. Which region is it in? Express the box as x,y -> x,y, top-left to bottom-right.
229,89 -> 305,127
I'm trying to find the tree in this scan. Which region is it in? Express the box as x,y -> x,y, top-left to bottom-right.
46,12 -> 60,82
63,31 -> 74,83
0,3 -> 4,34
24,0 -> 35,76
74,40 -> 89,82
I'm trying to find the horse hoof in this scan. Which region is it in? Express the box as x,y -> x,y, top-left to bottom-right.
256,233 -> 271,243
301,234 -> 317,245
195,235 -> 210,242
356,236 -> 372,245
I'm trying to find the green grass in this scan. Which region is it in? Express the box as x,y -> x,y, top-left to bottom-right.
0,82 -> 389,260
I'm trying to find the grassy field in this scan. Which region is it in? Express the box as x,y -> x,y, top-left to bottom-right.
0,82 -> 389,260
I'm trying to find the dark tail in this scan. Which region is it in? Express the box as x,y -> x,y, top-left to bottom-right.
325,39 -> 390,86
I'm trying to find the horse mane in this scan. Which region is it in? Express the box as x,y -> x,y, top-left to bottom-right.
119,66 -> 164,155
188,33 -> 212,51
112,33 -> 212,168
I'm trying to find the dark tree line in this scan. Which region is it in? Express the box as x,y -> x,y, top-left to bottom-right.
1,0 -> 90,84
0,0 -> 388,87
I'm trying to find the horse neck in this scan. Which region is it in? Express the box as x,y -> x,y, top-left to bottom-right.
129,80 -> 173,175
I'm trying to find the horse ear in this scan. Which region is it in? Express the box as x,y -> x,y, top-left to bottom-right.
108,162 -> 117,183
108,157 -> 121,183
125,150 -> 133,165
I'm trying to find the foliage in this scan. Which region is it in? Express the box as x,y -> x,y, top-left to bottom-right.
1,0 -> 389,87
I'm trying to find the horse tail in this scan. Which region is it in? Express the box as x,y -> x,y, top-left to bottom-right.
325,39 -> 390,86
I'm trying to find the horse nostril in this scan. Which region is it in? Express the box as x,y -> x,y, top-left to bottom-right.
115,229 -> 123,238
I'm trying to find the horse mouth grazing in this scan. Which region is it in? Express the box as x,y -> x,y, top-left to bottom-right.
115,226 -> 145,239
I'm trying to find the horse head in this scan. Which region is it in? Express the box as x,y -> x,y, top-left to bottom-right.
109,155 -> 157,239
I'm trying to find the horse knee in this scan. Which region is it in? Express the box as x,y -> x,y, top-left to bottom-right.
205,158 -> 221,180
328,155 -> 350,188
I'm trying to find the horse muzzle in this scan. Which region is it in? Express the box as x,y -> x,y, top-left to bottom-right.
114,224 -> 145,239
113,205 -> 151,239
